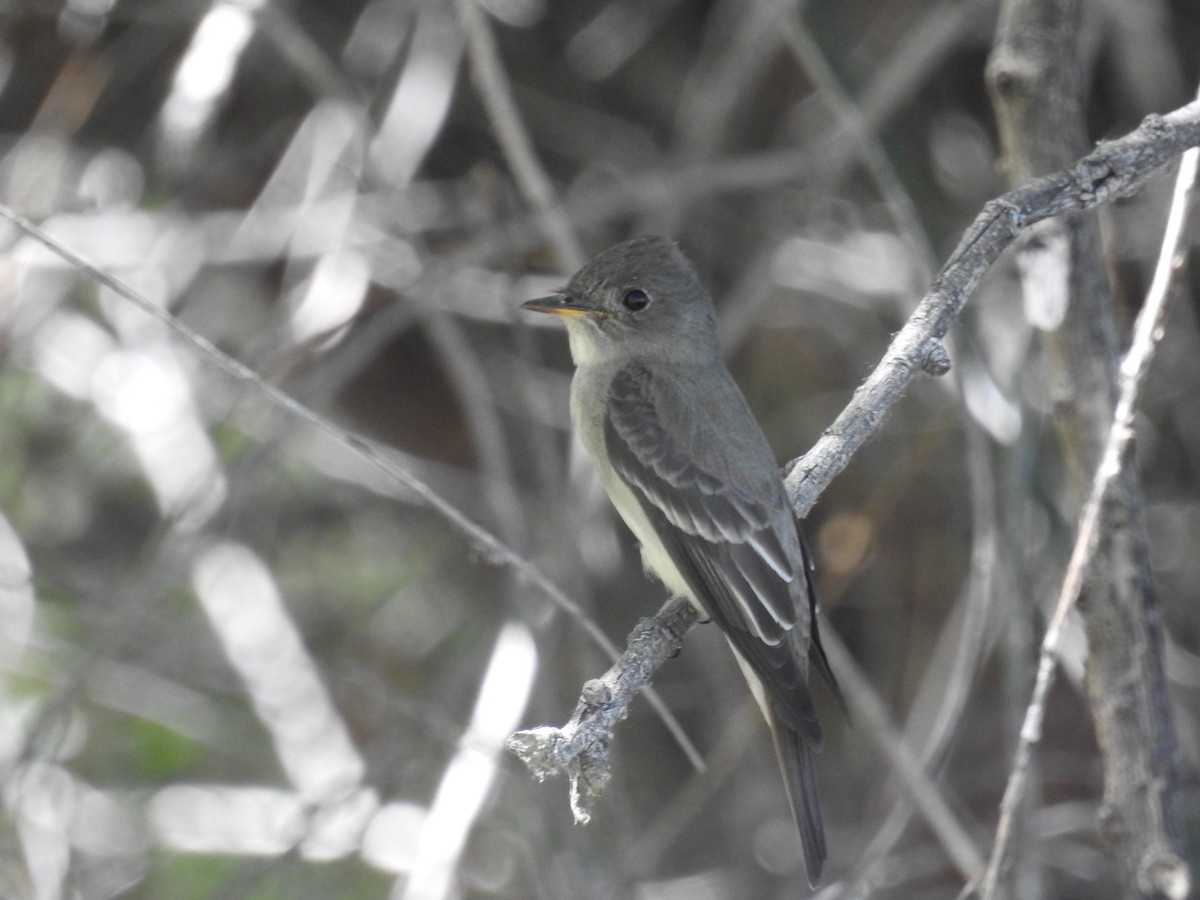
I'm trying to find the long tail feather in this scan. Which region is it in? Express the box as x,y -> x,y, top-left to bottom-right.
769,705 -> 826,887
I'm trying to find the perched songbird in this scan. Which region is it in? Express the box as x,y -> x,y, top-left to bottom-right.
523,236 -> 840,885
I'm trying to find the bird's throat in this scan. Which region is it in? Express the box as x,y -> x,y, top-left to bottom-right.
564,319 -> 603,368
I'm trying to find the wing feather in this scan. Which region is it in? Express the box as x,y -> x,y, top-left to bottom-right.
603,359 -> 837,885
604,362 -> 820,733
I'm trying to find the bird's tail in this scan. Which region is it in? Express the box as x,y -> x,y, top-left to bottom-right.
769,706 -> 826,887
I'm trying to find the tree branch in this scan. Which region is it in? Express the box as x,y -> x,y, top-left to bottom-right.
506,596 -> 700,823
784,97 -> 1200,517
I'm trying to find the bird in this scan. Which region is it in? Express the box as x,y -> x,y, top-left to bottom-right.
522,235 -> 840,885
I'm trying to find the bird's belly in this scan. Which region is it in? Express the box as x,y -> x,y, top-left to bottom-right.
568,367 -> 774,724
569,362 -> 703,611
601,468 -> 772,722
599,455 -> 695,603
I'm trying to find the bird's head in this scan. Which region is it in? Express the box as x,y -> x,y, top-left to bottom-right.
523,236 -> 719,364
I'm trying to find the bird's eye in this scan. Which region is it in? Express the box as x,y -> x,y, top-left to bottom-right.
623,289 -> 650,311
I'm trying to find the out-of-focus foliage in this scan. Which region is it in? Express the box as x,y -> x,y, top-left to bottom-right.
0,1 -> 1196,899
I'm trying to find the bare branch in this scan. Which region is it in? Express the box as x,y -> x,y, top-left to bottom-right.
507,596 -> 700,823
784,97 -> 1200,517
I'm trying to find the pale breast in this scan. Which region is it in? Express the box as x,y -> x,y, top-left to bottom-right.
571,360 -> 696,603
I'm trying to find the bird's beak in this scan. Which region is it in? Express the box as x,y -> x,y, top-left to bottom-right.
521,292 -> 606,319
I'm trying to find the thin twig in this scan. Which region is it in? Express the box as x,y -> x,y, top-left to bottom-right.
975,118 -> 1200,900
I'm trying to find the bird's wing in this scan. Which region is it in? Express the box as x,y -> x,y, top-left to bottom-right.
603,361 -> 821,742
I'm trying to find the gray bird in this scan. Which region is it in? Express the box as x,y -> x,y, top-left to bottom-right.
523,235 -> 840,885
